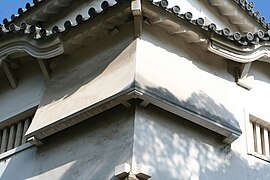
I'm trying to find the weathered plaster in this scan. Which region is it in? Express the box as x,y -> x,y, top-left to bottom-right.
0,60 -> 45,123
132,105 -> 270,180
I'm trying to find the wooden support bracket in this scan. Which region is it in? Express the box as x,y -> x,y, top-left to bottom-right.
140,100 -> 150,107
0,57 -> 18,88
122,101 -> 132,108
235,62 -> 253,90
27,136 -> 43,146
131,0 -> 142,38
37,59 -> 51,81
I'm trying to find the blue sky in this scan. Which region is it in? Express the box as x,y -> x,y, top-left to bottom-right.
0,0 -> 29,21
0,0 -> 269,25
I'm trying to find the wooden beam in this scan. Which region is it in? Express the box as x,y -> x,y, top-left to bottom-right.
122,101 -> 132,108
239,62 -> 251,79
1,59 -> 18,88
235,62 -> 253,90
37,59 -> 51,81
131,0 -> 142,38
140,100 -> 150,107
27,136 -> 43,146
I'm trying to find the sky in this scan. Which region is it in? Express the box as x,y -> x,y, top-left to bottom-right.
0,0 -> 269,25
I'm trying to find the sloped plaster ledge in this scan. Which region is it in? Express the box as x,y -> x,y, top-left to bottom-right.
26,39 -> 241,144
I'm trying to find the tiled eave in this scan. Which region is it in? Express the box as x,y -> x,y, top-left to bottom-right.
145,0 -> 270,64
1,0 -> 270,64
2,0 -> 73,26
205,0 -> 269,32
0,0 -> 131,59
231,0 -> 269,30
3,0 -> 269,32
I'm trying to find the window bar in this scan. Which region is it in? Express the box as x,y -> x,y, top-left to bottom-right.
0,127 -> 9,153
256,124 -> 262,154
260,127 -> 266,155
268,130 -> 270,157
14,121 -> 23,147
0,131 -> 2,151
253,123 -> 258,152
22,118 -> 30,144
264,128 -> 270,157
7,124 -> 16,151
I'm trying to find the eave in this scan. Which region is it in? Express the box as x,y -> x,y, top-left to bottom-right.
0,1 -> 131,57
2,0 -> 73,26
1,0 -> 270,62
205,0 -> 269,33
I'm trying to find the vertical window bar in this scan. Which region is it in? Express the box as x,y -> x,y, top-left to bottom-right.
268,130 -> 270,157
7,124 -> 16,151
260,127 -> 266,155
0,131 -> 2,152
264,128 -> 270,157
22,118 -> 30,144
0,127 -> 9,153
256,124 -> 262,154
253,123 -> 258,152
14,121 -> 23,147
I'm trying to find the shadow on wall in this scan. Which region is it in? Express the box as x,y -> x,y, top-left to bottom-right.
133,105 -> 270,180
250,61 -> 270,83
132,83 -> 268,179
139,81 -> 241,133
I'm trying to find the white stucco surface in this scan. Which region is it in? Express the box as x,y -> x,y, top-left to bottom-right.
132,105 -> 270,180
248,61 -> 270,123
0,106 -> 134,180
0,61 -> 45,122
0,146 -> 37,180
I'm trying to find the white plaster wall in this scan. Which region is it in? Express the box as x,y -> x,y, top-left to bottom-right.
248,61 -> 270,122
132,28 -> 270,178
0,105 -> 134,180
0,60 -> 45,122
132,105 -> 270,180
0,147 -> 37,180
32,105 -> 134,180
138,28 -> 246,133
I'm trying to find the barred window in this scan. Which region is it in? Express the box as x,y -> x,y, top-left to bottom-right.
248,115 -> 270,162
0,117 -> 32,155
